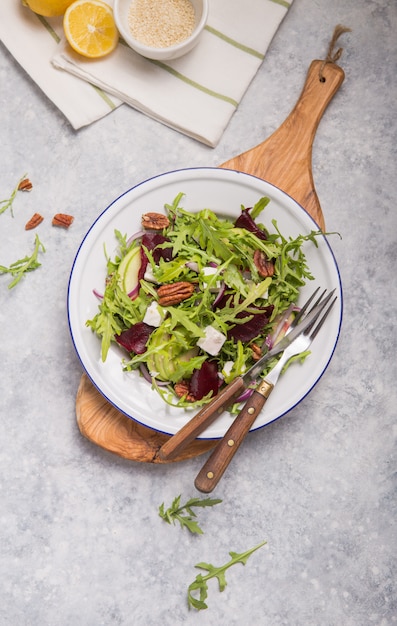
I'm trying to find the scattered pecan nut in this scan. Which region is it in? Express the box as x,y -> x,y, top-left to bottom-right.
174,381 -> 196,402
157,281 -> 195,306
141,212 -> 170,230
253,249 -> 275,278
18,178 -> 33,192
25,213 -> 44,230
52,213 -> 74,228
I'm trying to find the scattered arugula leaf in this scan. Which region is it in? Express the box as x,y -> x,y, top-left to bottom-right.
158,494 -> 222,535
0,174 -> 27,217
0,234 -> 45,288
187,540 -> 267,610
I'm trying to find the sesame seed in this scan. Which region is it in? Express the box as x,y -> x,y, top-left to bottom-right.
128,0 -> 196,49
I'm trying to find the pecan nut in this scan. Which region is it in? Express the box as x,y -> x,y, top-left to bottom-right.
253,249 -> 275,278
174,381 -> 196,402
251,342 -> 262,361
141,212 -> 170,230
25,213 -> 44,230
157,282 -> 195,306
52,213 -> 74,228
18,178 -> 33,192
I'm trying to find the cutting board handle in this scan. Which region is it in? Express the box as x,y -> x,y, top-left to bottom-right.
220,60 -> 345,230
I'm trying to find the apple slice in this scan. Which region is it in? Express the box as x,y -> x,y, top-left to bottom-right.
118,247 -> 142,296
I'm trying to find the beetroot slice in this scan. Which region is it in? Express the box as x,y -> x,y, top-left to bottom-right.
142,233 -> 173,262
228,305 -> 274,342
189,360 -> 220,400
138,233 -> 173,281
137,248 -> 149,282
115,322 -> 154,354
235,208 -> 268,241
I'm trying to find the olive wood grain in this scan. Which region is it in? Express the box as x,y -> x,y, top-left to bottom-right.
76,374 -> 217,462
75,59 -> 345,463
221,60 -> 345,231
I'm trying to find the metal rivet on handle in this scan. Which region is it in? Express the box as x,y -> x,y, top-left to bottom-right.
247,407 -> 255,415
207,471 -> 214,479
227,439 -> 235,447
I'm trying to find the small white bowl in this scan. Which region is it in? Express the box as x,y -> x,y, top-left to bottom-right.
113,0 -> 208,61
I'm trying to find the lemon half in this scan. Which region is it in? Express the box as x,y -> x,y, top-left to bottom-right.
63,0 -> 119,58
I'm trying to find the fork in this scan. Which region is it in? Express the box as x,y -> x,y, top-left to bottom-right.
194,294 -> 337,492
157,288 -> 335,462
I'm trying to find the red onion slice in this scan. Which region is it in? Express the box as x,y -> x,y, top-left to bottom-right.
139,363 -> 170,387
92,288 -> 104,300
185,261 -> 199,272
127,285 -> 140,300
212,281 -> 226,308
126,230 -> 144,246
235,388 -> 254,403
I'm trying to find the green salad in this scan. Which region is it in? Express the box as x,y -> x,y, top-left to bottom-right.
86,193 -> 320,408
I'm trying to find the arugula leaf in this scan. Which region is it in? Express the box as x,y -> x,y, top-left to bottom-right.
0,234 -> 45,288
164,191 -> 185,216
249,195 -> 270,220
0,173 -> 27,217
152,256 -> 191,283
167,307 -> 203,338
187,540 -> 267,610
195,217 -> 232,261
215,277 -> 272,328
159,495 -> 222,535
86,270 -> 151,361
87,275 -> 127,361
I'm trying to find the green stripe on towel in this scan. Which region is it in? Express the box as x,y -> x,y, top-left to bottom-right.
204,25 -> 264,60
151,60 -> 239,108
36,14 -> 61,44
270,0 -> 291,8
90,85 -> 119,110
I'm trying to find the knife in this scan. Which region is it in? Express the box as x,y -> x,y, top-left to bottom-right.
194,293 -> 336,492
157,290 -> 334,461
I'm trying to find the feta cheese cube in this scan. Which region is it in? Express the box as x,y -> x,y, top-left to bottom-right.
143,302 -> 165,327
202,266 -> 218,278
201,266 -> 221,290
197,325 -> 226,356
143,264 -> 157,283
222,361 -> 234,377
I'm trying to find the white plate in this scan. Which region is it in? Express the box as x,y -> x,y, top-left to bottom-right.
68,168 -> 342,439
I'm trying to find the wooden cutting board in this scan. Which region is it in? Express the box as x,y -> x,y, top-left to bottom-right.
76,59 -> 345,463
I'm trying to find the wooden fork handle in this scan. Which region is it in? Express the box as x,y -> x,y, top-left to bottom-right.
194,382 -> 273,493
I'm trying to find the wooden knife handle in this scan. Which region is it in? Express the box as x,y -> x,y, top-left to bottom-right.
156,376 -> 246,461
194,382 -> 273,493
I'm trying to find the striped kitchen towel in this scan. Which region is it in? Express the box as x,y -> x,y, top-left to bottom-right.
0,0 -> 293,146
0,1 -> 122,128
